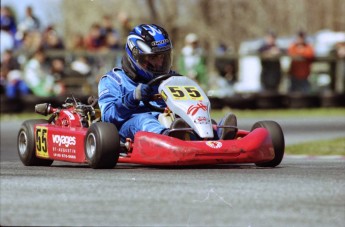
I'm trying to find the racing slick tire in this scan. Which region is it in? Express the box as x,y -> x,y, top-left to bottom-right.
17,119 -> 54,166
251,121 -> 285,168
85,122 -> 120,169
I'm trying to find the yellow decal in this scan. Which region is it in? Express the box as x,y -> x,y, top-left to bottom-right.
166,86 -> 188,100
161,90 -> 168,101
166,86 -> 204,101
183,86 -> 203,100
36,126 -> 49,158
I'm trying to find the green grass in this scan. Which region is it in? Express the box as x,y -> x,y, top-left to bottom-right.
0,113 -> 49,121
211,107 -> 345,119
285,137 -> 345,156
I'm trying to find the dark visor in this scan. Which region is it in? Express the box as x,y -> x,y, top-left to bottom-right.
137,50 -> 172,75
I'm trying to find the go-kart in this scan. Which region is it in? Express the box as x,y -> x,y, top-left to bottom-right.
17,74 -> 285,169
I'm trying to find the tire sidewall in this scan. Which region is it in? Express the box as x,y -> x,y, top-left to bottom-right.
252,120 -> 285,167
85,122 -> 120,169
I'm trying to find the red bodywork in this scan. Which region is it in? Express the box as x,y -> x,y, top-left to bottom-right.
33,102 -> 275,166
35,117 -> 275,166
34,108 -> 89,163
118,129 -> 274,165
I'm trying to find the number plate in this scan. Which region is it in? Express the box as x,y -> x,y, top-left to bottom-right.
35,126 -> 49,158
166,86 -> 203,101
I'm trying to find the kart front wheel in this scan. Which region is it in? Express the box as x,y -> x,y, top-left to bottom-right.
85,122 -> 120,169
17,119 -> 54,166
251,121 -> 285,167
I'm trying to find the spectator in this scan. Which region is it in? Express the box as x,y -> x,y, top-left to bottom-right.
70,56 -> 91,76
1,50 -> 26,98
0,67 -> 6,94
258,31 -> 283,92
5,69 -> 30,101
18,6 -> 40,32
68,33 -> 85,51
104,31 -> 121,51
50,58 -> 66,80
0,6 -> 17,36
215,42 -> 237,85
41,25 -> 64,50
178,33 -> 207,89
335,42 -> 345,58
15,31 -> 42,63
23,49 -> 63,97
333,41 -> 345,93
0,25 -> 15,60
288,31 -> 315,93
1,49 -> 20,74
99,15 -> 121,52
84,23 -> 105,51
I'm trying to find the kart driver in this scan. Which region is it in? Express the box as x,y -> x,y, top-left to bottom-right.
98,24 -> 236,142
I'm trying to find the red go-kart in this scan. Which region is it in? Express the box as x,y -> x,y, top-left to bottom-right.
17,74 -> 285,169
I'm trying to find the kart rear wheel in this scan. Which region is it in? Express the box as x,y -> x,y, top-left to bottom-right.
17,119 -> 54,166
251,121 -> 285,167
85,122 -> 120,169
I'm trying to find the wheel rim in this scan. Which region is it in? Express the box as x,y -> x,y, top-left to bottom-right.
86,133 -> 96,159
18,131 -> 28,156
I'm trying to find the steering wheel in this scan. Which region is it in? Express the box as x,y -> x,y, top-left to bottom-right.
143,73 -> 183,112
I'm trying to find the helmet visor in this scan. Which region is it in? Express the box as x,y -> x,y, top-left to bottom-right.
137,50 -> 172,76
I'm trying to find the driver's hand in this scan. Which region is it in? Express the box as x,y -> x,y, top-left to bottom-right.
123,83 -> 152,108
134,83 -> 153,102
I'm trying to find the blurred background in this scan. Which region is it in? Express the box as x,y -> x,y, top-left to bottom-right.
1,0 -> 345,112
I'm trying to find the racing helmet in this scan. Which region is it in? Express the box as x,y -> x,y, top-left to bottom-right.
125,24 -> 173,82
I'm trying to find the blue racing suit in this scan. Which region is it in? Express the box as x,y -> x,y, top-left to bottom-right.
98,68 -> 166,142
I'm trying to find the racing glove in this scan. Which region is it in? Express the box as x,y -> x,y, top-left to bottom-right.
123,83 -> 153,108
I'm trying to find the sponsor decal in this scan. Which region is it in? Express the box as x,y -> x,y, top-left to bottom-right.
187,102 -> 207,116
64,110 -> 75,120
52,134 -> 76,148
161,90 -> 168,101
183,86 -> 203,100
151,39 -> 170,46
206,141 -> 223,149
194,116 -> 210,124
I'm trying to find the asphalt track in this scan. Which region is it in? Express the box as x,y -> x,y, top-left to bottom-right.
1,117 -> 345,226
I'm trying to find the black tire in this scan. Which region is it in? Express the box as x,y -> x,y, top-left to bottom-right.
251,121 -> 285,167
85,122 -> 120,169
17,119 -> 54,166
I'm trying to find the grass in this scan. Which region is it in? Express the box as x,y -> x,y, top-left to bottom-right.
285,137 -> 345,156
210,107 -> 345,119
0,112 -> 49,121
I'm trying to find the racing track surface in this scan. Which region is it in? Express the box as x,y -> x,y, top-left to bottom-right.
1,117 -> 345,226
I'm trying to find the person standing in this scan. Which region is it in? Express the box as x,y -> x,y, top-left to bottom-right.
178,33 -> 207,89
288,31 -> 315,93
258,31 -> 283,92
18,6 -> 40,32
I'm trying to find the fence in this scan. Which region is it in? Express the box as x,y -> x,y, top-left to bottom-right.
1,50 -> 344,113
